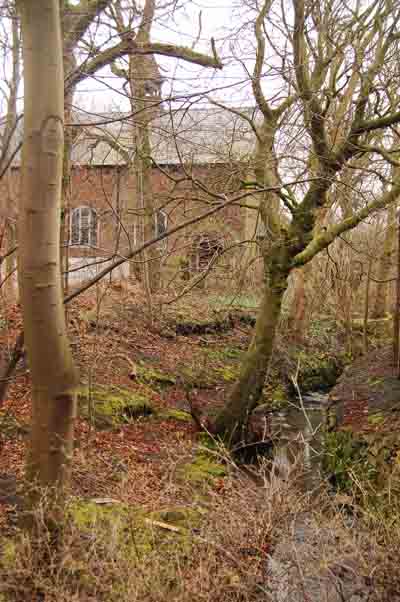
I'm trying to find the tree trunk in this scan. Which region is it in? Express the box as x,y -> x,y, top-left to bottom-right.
372,205 -> 396,318
214,245 -> 289,442
61,51 -> 79,295
3,220 -> 17,300
289,266 -> 308,342
129,59 -> 160,292
18,0 -> 79,505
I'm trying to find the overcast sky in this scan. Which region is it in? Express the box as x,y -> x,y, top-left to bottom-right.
74,0 -> 254,113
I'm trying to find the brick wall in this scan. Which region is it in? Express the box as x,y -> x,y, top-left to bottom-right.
1,162 -> 248,288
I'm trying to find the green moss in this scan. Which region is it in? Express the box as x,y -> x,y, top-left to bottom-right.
68,500 -> 197,558
215,365 -> 239,382
0,539 -> 16,569
202,346 -> 242,361
294,352 -> 340,391
160,408 -> 192,422
323,430 -> 378,492
78,384 -> 154,429
368,412 -> 385,425
178,365 -> 218,389
69,500 -> 137,530
137,364 -> 176,387
223,347 -> 242,359
69,501 -> 155,556
180,453 -> 227,484
271,384 -> 289,406
148,505 -> 204,529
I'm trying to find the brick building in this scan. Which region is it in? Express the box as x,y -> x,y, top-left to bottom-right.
1,105 -> 259,289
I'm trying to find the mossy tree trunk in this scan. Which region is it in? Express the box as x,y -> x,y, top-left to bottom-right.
214,241 -> 290,441
18,0 -> 79,507
212,0 -> 293,442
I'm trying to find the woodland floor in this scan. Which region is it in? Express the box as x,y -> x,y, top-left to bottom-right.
0,282 -> 258,525
0,285 -> 399,600
0,281 -> 395,515
0,281 -> 397,515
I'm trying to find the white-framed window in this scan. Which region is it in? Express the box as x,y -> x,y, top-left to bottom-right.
70,206 -> 98,247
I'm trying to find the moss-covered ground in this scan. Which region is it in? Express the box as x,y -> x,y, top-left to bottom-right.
0,289 -> 398,600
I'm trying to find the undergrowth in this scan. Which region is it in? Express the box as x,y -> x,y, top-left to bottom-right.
1,460 -> 400,601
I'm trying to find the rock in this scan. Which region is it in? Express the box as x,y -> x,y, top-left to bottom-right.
78,384 -> 154,429
179,453 -> 226,484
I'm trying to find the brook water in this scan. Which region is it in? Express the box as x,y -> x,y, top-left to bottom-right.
269,391 -> 330,490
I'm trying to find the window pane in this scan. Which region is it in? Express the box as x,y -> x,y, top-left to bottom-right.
71,210 -> 80,245
70,206 -> 98,246
90,210 -> 98,246
81,225 -> 89,245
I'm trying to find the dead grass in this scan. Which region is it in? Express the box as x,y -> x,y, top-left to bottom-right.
1,456 -> 400,602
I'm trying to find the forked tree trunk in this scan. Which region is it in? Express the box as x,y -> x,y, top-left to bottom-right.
18,0 -> 79,505
214,246 -> 289,441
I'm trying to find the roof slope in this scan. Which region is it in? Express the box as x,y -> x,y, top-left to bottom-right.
2,106 -> 259,167
70,106 -> 259,166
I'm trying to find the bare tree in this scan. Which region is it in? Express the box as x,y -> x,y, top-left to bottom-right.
59,0 -> 222,292
214,0 -> 400,441
110,0 -> 163,295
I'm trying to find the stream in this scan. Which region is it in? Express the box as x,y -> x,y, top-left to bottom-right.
264,393 -> 372,601
268,391 -> 330,490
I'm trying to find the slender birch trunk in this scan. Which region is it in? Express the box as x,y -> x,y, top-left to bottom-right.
18,0 -> 78,504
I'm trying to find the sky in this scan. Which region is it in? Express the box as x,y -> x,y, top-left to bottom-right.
74,0 -> 256,113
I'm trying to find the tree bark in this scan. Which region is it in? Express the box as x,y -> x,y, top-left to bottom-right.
393,212 -> 400,374
289,266 -> 308,342
18,0 -> 79,505
214,243 -> 290,441
128,0 -> 161,293
372,204 -> 396,318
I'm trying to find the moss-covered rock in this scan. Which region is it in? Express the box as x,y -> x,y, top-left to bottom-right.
0,538 -> 16,569
180,453 -> 227,484
160,408 -> 192,422
137,364 -> 175,388
68,499 -> 198,557
270,384 -> 290,407
323,428 -> 400,496
78,384 -> 154,429
293,352 -> 341,392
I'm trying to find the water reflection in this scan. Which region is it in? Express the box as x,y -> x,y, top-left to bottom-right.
270,393 -> 328,491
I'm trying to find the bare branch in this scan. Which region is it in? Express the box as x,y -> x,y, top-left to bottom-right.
65,38 -> 223,91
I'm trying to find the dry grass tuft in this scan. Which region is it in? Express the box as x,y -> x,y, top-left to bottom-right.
1,456 -> 400,601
